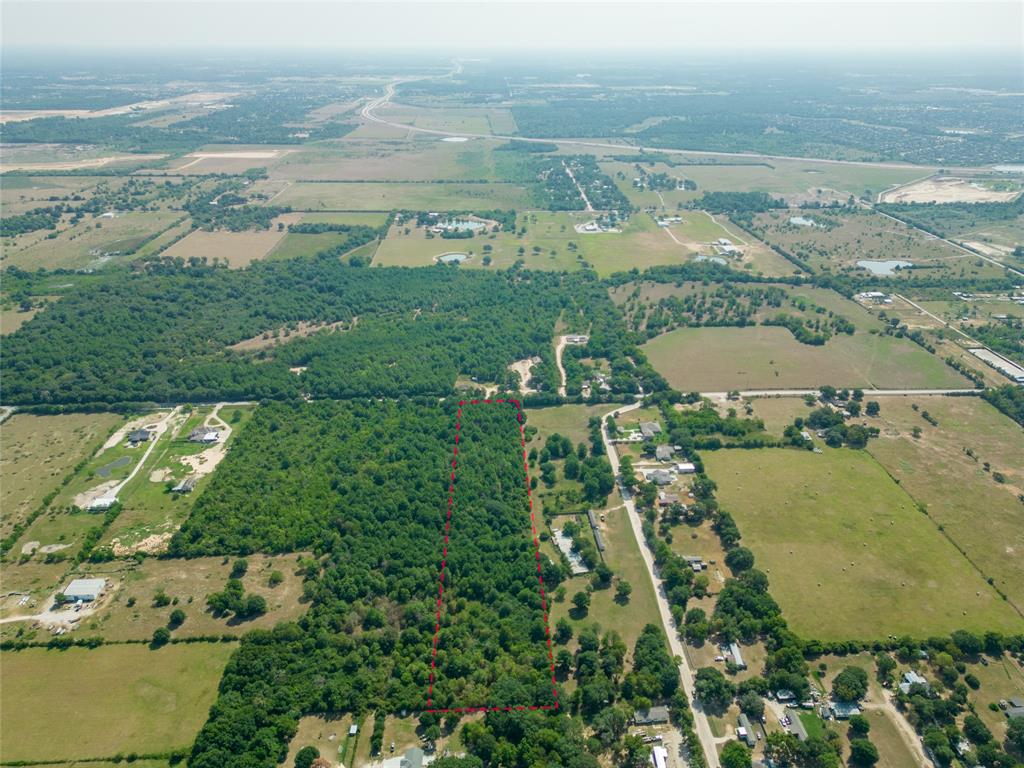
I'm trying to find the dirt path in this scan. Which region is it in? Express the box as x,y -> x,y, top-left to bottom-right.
701,211 -> 749,245
554,336 -> 569,396
861,696 -> 930,766
563,161 -> 594,212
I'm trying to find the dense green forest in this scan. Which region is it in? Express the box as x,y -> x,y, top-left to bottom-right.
178,400 -> 677,768
2,261 -> 570,404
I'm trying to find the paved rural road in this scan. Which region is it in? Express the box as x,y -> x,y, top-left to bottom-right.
600,400 -> 722,768
360,68 -> 936,172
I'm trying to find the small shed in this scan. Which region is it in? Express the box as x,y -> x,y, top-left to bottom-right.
676,462 -> 697,474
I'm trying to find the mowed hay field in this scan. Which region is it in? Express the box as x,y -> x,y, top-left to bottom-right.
866,396 -> 1024,611
0,413 -> 124,538
703,448 -> 1022,640
162,213 -> 303,267
0,643 -> 235,762
642,325 -> 970,391
272,181 -> 532,211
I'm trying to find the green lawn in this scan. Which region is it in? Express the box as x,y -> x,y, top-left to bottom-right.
703,448 -> 1021,640
642,325 -> 970,391
0,643 -> 235,761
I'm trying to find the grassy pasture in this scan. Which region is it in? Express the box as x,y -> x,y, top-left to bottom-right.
376,211 -> 694,276
270,138 -> 502,181
599,155 -> 931,202
750,208 -> 1005,280
271,181 -> 532,211
642,325 -> 970,391
0,643 -> 234,762
267,212 -> 388,261
161,213 -> 302,267
703,448 -> 1021,640
2,211 -> 181,270
865,396 -> 1024,611
0,412 -> 123,538
0,175 -> 102,215
72,552 -> 308,641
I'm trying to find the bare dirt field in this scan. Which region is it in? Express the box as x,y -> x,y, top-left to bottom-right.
880,176 -> 1023,204
161,213 -> 302,267
168,148 -> 293,174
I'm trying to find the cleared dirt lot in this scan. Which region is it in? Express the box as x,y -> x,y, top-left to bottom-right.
880,176 -> 1023,204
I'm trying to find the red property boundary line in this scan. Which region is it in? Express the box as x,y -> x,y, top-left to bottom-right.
425,398 -> 559,714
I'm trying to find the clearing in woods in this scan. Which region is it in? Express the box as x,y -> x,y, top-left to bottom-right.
0,643 -> 235,762
703,447 -> 1022,640
161,213 -> 303,267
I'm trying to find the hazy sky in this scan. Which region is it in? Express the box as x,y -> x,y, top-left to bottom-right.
3,1 -> 1022,56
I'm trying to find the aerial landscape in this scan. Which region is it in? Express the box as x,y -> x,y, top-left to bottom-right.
1,2 -> 1023,768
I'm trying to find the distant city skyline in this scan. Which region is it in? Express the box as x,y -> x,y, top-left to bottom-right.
3,1 -> 1022,57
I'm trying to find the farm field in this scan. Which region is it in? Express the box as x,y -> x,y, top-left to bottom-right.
269,138 -> 505,181
642,325 -> 970,391
270,180 -> 532,211
2,211 -> 181,270
0,175 -> 103,214
749,208 -> 1005,280
0,412 -> 124,538
266,212 -> 387,261
865,395 -> 1024,612
0,643 -> 234,762
161,213 -> 302,267
703,447 -> 1022,640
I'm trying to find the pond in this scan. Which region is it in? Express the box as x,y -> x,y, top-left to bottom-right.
96,455 -> 131,478
438,252 -> 469,264
857,259 -> 913,275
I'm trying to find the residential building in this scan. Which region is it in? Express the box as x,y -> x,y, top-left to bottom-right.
172,477 -> 197,494
650,745 -> 668,768
830,701 -> 861,719
639,422 -> 662,439
647,469 -> 673,486
655,445 -> 674,462
634,705 -> 670,725
128,429 -> 152,445
899,670 -> 930,694
738,714 -> 756,747
189,428 -> 220,443
729,642 -> 747,670
657,492 -> 680,507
